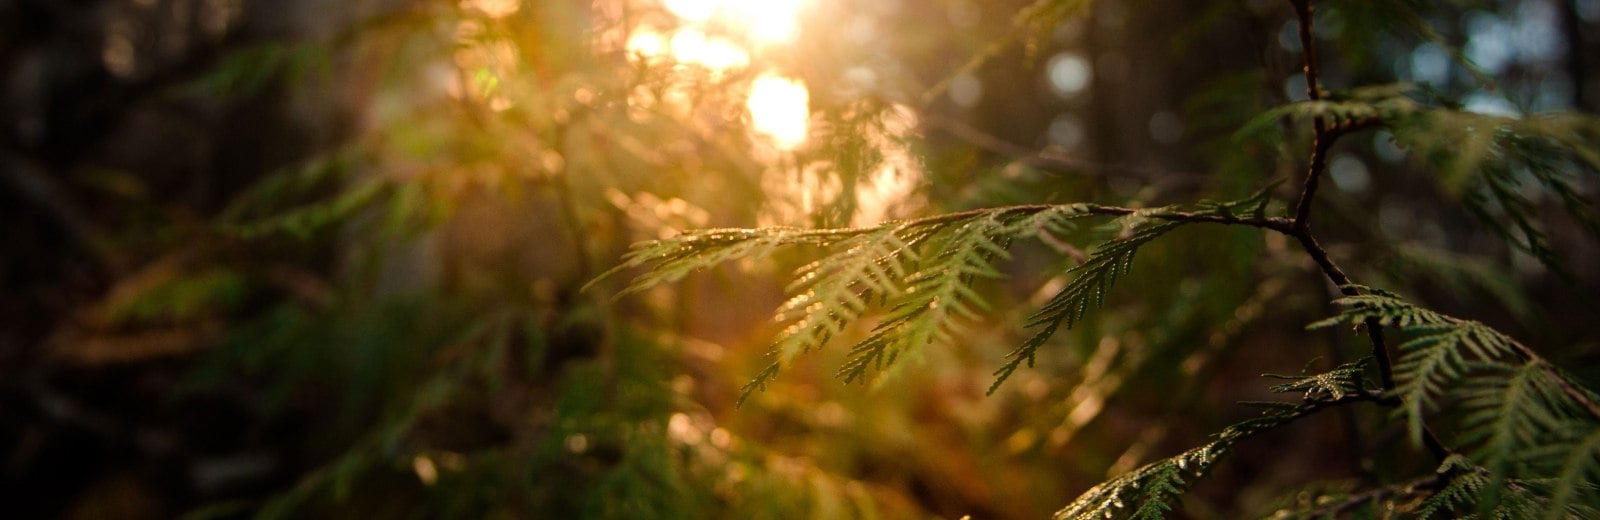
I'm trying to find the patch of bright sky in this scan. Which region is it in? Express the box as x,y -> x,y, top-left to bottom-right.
1463,92 -> 1521,116
1410,42 -> 1450,85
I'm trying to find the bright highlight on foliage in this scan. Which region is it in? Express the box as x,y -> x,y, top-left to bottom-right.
747,74 -> 810,149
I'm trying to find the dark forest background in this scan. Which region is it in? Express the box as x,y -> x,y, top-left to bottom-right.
4,0 -> 1600,518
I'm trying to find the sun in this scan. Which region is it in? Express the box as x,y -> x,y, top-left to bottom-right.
641,0 -> 814,148
746,74 -> 810,150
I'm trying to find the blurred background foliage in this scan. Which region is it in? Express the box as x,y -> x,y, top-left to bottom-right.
2,0 -> 1598,518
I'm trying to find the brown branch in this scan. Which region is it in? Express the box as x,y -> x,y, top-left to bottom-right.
1294,471 -> 1451,517
1289,0 -> 1329,233
695,203 -> 1292,240
1506,341 -> 1600,422
1283,0 -> 1450,462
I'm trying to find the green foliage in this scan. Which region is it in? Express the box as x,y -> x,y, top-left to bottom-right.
1411,456 -> 1547,519
604,204 -> 1096,403
181,42 -> 333,99
1266,360 -> 1372,402
1312,291 -> 1600,517
1248,84 -> 1600,278
139,0 -> 1600,517
835,212 -> 1015,385
1397,110 -> 1600,279
1321,1 -> 1494,86
1058,362 -> 1375,520
1377,243 -> 1532,319
1313,291 -> 1522,445
990,219 -> 1184,393
602,195 -> 1285,404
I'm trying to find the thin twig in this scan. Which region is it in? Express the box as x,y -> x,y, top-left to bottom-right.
1289,0 -> 1329,233
662,203 -> 1291,243
1293,471 -> 1451,517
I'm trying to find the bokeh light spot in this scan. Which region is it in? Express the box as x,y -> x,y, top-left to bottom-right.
1046,53 -> 1091,98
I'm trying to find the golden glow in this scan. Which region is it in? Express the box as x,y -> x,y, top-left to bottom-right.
662,0 -> 718,23
625,25 -> 668,59
759,163 -> 842,226
461,0 -> 520,18
627,0 -> 812,76
447,21 -> 518,110
852,106 -> 926,226
669,29 -> 751,71
412,455 -> 438,486
725,0 -> 806,44
747,74 -> 810,149
656,0 -> 807,45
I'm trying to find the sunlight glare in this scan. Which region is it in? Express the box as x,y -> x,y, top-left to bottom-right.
626,25 -> 668,59
658,0 -> 807,45
725,0 -> 806,44
747,74 -> 810,149
663,0 -> 718,23
462,0 -> 520,18
669,29 -> 750,71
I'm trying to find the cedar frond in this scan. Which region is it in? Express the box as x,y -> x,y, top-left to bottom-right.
1544,426 -> 1600,519
1235,83 -> 1422,144
1056,385 -> 1355,520
591,226 -> 867,296
1412,456 -> 1546,519
1265,360 -> 1373,402
1245,82 -> 1600,277
1313,292 -> 1600,516
605,192 -> 1283,404
731,206 -> 1098,404
990,218 -> 1185,394
1457,364 -> 1561,495
1312,292 -> 1520,444
742,224 -> 931,403
1320,1 -> 1494,87
836,213 -> 1012,383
